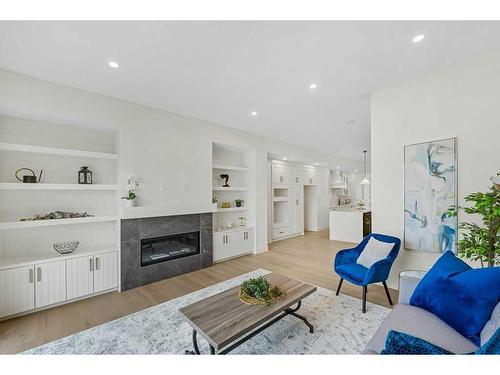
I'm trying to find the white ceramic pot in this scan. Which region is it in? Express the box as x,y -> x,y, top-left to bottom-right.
123,199 -> 136,207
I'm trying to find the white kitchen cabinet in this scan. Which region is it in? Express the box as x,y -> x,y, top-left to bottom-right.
0,266 -> 35,318
66,255 -> 94,300
272,164 -> 290,185
294,185 -> 304,234
34,260 -> 66,309
293,167 -> 303,184
213,228 -> 254,262
303,168 -> 317,185
94,252 -> 118,293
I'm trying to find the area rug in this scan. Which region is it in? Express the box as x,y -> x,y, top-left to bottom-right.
24,269 -> 390,354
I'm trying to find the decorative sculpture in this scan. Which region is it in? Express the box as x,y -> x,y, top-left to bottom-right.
219,173 -> 230,187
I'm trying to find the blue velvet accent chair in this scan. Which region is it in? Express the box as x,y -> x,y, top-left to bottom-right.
334,233 -> 401,313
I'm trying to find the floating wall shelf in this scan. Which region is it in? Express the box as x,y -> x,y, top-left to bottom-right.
0,183 -> 118,191
0,142 -> 118,160
0,216 -> 118,230
216,207 -> 248,213
212,186 -> 248,191
212,164 -> 249,171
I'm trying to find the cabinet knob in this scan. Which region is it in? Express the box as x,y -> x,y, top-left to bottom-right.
29,268 -> 34,284
89,258 -> 94,271
36,267 -> 42,282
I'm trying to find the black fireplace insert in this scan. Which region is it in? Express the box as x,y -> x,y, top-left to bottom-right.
141,231 -> 200,267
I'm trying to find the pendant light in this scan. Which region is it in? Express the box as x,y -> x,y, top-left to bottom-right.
360,150 -> 370,185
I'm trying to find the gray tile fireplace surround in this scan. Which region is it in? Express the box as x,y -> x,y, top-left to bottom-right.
120,213 -> 213,291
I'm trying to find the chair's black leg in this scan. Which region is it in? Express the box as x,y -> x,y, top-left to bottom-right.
336,278 -> 344,296
362,285 -> 367,313
382,281 -> 393,305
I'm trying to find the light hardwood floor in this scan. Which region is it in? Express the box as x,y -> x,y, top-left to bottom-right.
0,230 -> 396,354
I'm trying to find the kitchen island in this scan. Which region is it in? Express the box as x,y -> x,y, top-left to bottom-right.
329,207 -> 372,243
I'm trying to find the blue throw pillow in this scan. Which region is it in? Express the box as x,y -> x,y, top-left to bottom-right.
475,328 -> 500,354
381,329 -> 500,354
381,330 -> 452,354
410,251 -> 500,345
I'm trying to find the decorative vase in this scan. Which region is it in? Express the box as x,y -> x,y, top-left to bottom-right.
124,199 -> 136,207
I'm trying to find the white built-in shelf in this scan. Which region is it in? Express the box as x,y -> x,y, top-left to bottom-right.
212,186 -> 248,191
273,222 -> 288,229
273,197 -> 288,202
212,164 -> 249,171
0,244 -> 118,271
0,216 -> 118,230
0,142 -> 118,160
0,183 -> 118,191
213,226 -> 254,235
216,207 -> 248,213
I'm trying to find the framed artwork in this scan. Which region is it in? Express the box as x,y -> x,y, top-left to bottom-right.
404,137 -> 457,253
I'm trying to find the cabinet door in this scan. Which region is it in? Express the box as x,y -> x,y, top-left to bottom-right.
288,185 -> 297,234
35,260 -> 66,309
213,233 -> 227,261
94,252 -> 118,293
240,229 -> 254,254
272,164 -> 290,185
0,266 -> 35,318
294,168 -> 303,184
66,256 -> 94,300
295,185 -> 304,233
304,168 -> 316,185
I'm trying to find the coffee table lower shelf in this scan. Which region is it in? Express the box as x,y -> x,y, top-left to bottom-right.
186,300 -> 313,355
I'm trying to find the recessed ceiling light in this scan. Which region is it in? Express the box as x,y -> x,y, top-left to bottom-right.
309,83 -> 318,89
344,120 -> 355,126
354,169 -> 358,173
412,34 -> 425,43
251,111 -> 258,117
108,61 -> 119,69
283,157 -> 288,161
314,163 -> 320,166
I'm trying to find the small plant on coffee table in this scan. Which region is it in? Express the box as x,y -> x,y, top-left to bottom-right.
239,276 -> 283,306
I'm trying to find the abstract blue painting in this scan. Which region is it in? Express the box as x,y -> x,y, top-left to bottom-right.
404,138 -> 457,253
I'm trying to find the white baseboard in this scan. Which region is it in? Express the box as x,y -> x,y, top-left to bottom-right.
305,225 -> 329,232
255,246 -> 268,254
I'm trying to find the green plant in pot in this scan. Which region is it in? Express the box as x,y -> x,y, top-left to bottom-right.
239,276 -> 283,306
446,173 -> 500,267
121,175 -> 140,207
234,199 -> 245,208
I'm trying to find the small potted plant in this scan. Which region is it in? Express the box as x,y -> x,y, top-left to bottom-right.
235,199 -> 245,208
121,175 -> 140,207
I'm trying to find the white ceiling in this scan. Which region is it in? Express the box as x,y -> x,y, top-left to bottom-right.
1,21 -> 500,161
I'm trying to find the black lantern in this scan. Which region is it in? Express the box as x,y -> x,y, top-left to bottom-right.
78,166 -> 92,184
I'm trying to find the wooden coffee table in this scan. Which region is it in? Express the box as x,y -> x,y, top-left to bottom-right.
179,273 -> 317,354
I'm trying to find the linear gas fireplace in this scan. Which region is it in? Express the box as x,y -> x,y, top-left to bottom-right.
141,231 -> 200,267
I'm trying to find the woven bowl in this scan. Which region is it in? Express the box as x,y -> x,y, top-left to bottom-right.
53,240 -> 79,254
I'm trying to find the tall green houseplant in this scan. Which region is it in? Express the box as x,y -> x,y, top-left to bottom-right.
447,174 -> 500,267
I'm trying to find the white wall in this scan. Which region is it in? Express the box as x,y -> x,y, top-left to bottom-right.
371,51 -> 500,288
0,69 -> 361,252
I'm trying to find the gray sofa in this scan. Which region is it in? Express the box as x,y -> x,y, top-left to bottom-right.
363,273 -> 500,354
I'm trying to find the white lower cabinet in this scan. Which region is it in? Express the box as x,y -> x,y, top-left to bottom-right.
66,256 -> 94,300
0,266 -> 35,318
35,260 -> 66,308
93,252 -> 118,293
0,251 -> 118,319
213,228 -> 254,262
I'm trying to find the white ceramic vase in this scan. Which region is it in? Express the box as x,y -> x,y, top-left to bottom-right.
123,199 -> 136,207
